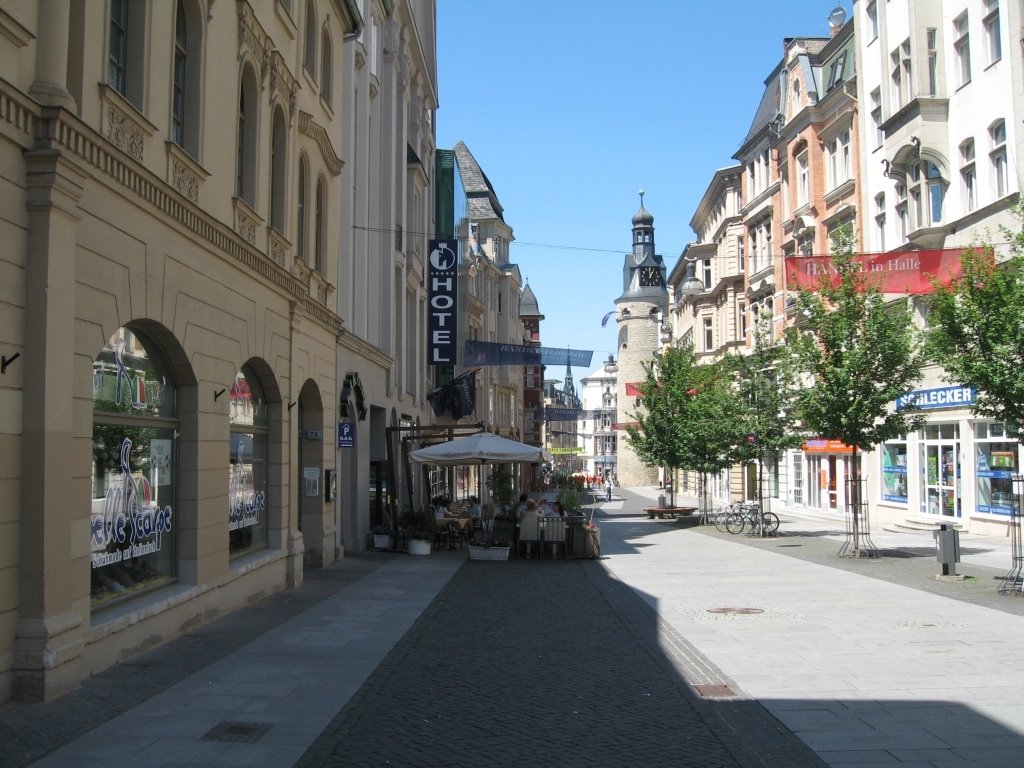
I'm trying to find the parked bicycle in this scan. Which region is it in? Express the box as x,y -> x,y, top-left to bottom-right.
725,502 -> 780,536
709,502 -> 743,532
709,501 -> 756,532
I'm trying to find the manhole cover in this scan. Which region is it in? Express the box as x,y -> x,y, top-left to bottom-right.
707,607 -> 764,615
201,721 -> 273,743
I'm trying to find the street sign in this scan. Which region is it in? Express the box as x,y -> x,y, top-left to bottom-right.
338,422 -> 355,448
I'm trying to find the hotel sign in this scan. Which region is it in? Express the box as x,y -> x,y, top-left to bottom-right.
428,240 -> 458,365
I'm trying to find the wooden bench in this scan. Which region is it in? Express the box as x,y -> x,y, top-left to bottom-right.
644,506 -> 698,520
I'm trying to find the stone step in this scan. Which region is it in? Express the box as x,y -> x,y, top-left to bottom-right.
884,518 -> 965,534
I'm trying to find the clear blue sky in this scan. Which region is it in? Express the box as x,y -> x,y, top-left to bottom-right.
436,1 -> 848,372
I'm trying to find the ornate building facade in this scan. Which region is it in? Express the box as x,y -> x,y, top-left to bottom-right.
0,0 -> 437,704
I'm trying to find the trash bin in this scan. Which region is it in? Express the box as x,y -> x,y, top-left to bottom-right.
658,494 -> 666,508
933,523 -> 961,577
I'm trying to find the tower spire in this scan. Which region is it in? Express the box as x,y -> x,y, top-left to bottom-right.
563,350 -> 575,398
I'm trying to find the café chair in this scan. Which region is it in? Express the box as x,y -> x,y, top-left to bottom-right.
518,517 -> 541,559
542,516 -> 567,558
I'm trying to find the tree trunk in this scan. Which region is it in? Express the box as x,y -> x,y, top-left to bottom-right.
851,446 -> 860,557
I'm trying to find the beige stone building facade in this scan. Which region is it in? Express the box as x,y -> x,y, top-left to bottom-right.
667,165 -> 746,500
668,21 -> 860,508
0,0 -> 437,704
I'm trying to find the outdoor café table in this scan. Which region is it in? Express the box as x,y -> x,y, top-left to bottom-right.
439,517 -> 471,549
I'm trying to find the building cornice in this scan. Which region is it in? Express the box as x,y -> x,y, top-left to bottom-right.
339,328 -> 394,369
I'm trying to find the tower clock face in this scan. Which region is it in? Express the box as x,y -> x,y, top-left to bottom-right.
639,266 -> 661,287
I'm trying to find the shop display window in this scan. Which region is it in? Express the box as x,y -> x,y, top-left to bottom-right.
975,422 -> 1019,516
91,327 -> 178,607
880,437 -> 908,503
229,366 -> 269,557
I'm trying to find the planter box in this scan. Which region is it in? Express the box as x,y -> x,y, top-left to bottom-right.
407,538 -> 432,556
584,527 -> 601,558
373,534 -> 393,550
468,545 -> 509,561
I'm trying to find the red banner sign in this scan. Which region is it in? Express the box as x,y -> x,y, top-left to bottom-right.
785,248 -> 973,294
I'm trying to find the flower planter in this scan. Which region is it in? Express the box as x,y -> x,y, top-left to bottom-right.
468,545 -> 509,561
407,538 -> 432,556
373,534 -> 393,550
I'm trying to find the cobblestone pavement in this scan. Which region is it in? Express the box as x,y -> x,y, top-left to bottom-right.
3,485 -> 1022,767
294,557 -> 826,768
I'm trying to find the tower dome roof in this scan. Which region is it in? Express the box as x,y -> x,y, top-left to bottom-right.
632,204 -> 654,227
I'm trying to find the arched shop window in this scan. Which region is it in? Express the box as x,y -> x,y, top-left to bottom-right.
91,327 -> 178,607
229,365 -> 268,556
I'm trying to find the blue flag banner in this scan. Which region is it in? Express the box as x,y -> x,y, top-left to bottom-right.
546,407 -> 581,422
464,340 -> 593,368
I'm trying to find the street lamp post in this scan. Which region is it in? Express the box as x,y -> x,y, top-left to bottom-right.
677,257 -> 704,296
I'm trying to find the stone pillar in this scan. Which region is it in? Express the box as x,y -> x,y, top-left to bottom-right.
28,0 -> 77,110
14,143 -> 88,700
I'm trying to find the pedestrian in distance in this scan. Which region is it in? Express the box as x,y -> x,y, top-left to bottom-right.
604,478 -> 612,503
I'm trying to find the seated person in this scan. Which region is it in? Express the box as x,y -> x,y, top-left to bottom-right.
519,499 -> 540,524
513,493 -> 529,521
467,496 -> 482,520
550,501 -> 566,517
433,500 -> 452,521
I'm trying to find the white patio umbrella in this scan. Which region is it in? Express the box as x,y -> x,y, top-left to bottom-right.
408,431 -> 545,466
408,432 -> 545,520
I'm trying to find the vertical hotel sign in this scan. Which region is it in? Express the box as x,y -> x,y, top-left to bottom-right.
428,239 -> 458,364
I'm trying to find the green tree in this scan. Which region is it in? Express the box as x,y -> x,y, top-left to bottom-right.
926,203 -> 1024,432
729,322 -> 805,532
791,223 -> 926,556
625,343 -> 746,517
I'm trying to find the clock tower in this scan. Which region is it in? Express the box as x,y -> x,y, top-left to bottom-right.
613,191 -> 669,488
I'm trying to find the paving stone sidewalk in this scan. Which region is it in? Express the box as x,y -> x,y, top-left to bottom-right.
0,554 -> 395,768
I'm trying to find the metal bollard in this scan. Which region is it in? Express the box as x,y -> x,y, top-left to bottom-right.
933,523 -> 961,578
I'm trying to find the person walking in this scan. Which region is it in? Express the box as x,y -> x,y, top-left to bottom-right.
604,478 -> 612,503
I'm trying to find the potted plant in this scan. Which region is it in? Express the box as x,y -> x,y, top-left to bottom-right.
556,488 -> 583,517
468,532 -> 510,561
400,507 -> 436,556
489,465 -> 515,513
371,525 -> 393,550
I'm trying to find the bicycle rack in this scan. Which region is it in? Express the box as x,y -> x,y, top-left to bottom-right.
998,474 -> 1023,594
838,472 -> 879,558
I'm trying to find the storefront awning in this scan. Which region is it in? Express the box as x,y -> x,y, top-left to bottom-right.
802,438 -> 856,454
